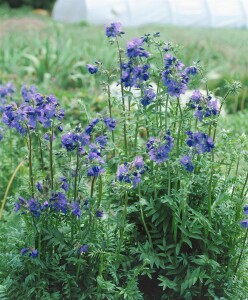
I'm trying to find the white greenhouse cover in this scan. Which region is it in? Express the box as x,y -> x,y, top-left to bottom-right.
53,0 -> 248,28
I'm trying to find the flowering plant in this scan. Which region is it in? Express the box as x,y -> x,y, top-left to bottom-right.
0,23 -> 247,299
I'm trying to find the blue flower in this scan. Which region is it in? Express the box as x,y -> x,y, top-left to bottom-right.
186,131 -> 214,154
243,205 -> 248,215
78,244 -> 89,254
71,201 -> 81,217
141,88 -> 156,106
180,155 -> 194,172
87,166 -> 105,177
148,132 -> 174,164
85,118 -> 100,134
104,117 -> 116,131
240,220 -> 248,229
58,125 -> 63,132
79,132 -> 90,146
105,22 -> 123,37
14,202 -> 21,212
36,182 -> 43,193
96,210 -> 103,218
162,76 -> 187,98
52,193 -> 68,214
0,82 -> 15,98
87,64 -> 98,74
121,62 -> 150,88
162,53 -> 197,98
59,177 -> 70,191
117,163 -> 131,184
185,66 -> 197,75
21,84 -> 37,102
96,135 -> 108,148
126,38 -> 149,59
28,198 -> 40,217
117,157 -> 146,188
189,91 -> 219,122
20,248 -> 29,255
61,132 -> 78,151
30,249 -> 38,258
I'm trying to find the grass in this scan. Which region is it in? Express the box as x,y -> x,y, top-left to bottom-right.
1,4 -> 248,109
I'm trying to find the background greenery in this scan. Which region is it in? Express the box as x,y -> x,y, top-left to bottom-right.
1,3 -> 248,200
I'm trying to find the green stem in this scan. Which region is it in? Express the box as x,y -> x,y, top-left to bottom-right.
213,90 -> 231,142
207,151 -> 214,221
138,185 -> 152,246
165,95 -> 169,130
240,170 -> 248,200
230,156 -> 240,200
116,192 -> 128,262
116,38 -> 127,156
91,177 -> 96,198
38,134 -> 45,174
175,97 -> 183,191
49,124 -> 54,190
234,229 -> 248,275
97,175 -> 103,208
38,229 -> 41,282
27,131 -> 34,198
154,164 -> 158,200
134,114 -> 139,155
167,161 -> 171,196
74,145 -> 79,201
176,98 -> 183,158
106,72 -> 115,151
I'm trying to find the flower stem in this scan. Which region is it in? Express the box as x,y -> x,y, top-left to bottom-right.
105,71 -> 115,151
165,95 -> 169,131
49,123 -> 54,190
116,191 -> 128,262
234,229 -> 248,275
38,134 -> 45,174
74,145 -> 79,201
27,131 -> 34,198
207,151 -> 214,221
139,185 -> 152,246
116,38 -> 127,156
97,175 -> 103,208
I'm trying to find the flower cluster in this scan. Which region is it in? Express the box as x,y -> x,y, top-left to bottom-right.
180,155 -> 194,172
78,244 -> 89,254
0,82 -> 15,111
189,90 -> 219,122
87,64 -> 98,74
1,84 -> 64,135
186,131 -> 214,154
105,22 -> 123,38
61,117 -> 116,177
141,87 -> 156,106
180,131 -> 214,172
14,192 -> 86,218
121,61 -> 150,88
162,53 -> 197,97
117,156 -> 146,188
21,247 -> 38,258
240,205 -> 248,229
0,126 -> 4,141
146,131 -> 174,164
126,38 -> 150,59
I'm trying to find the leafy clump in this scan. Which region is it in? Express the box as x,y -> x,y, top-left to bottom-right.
0,23 -> 247,299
